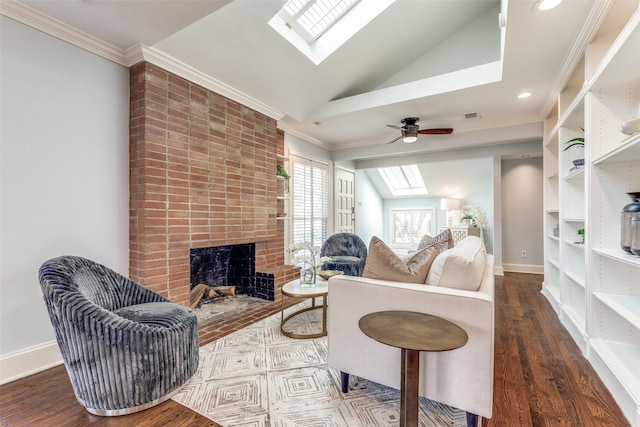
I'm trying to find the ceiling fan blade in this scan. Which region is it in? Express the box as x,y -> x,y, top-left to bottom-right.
386,135 -> 402,144
386,124 -> 403,130
418,128 -> 453,135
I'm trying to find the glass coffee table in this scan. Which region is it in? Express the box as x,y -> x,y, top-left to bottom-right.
280,278 -> 328,339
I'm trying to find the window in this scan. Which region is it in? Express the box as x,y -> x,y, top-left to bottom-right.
280,0 -> 361,43
378,165 -> 428,196
389,208 -> 436,249
291,155 -> 329,248
268,0 -> 394,65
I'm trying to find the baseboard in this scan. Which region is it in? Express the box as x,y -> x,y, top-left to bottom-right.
0,341 -> 63,385
503,263 -> 544,274
494,265 -> 504,276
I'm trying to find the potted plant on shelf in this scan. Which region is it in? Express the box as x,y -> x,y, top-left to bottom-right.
277,164 -> 290,193
563,127 -> 584,167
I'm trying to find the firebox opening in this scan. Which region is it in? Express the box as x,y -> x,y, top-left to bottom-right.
189,243 -> 275,313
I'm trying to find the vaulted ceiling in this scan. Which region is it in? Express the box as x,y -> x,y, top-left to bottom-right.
10,0 -> 611,157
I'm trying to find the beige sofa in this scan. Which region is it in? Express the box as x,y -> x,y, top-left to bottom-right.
327,242 -> 494,427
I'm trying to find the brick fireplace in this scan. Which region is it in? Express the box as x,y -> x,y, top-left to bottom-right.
129,62 -> 297,309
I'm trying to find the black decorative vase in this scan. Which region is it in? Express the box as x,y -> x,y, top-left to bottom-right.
631,213 -> 640,256
621,192 -> 640,253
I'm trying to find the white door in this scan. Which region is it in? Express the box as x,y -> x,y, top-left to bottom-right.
335,168 -> 355,234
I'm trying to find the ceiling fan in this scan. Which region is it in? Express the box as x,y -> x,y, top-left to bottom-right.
386,117 -> 453,144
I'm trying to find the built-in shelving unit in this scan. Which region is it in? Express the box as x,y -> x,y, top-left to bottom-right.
277,151 -> 292,263
542,3 -> 640,425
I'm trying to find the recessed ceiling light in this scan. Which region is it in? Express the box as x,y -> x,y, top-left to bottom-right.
518,92 -> 532,99
533,0 -> 562,11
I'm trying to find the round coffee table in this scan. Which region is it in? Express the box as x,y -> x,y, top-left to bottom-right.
280,278 -> 328,339
359,310 -> 468,427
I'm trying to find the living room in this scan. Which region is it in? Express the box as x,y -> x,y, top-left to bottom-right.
1,0 -> 639,426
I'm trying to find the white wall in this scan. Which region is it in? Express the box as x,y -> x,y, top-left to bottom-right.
501,157 -> 544,273
0,17 -> 130,381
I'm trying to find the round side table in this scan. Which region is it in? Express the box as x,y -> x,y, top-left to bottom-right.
280,278 -> 328,339
359,310 -> 468,427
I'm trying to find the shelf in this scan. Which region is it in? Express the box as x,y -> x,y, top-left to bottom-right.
589,8 -> 640,90
592,133 -> 640,165
546,209 -> 559,214
564,240 -> 585,249
548,258 -> 560,269
593,248 -> 640,267
590,339 -> 640,402
565,271 -> 585,289
547,169 -> 559,179
276,196 -> 288,200
548,234 -> 560,242
563,218 -> 585,223
594,292 -> 640,330
563,166 -> 584,181
562,304 -> 585,334
276,154 -> 289,161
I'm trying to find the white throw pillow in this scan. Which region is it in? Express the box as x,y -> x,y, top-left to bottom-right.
425,236 -> 486,291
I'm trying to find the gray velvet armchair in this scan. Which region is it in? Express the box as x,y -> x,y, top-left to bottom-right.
38,256 -> 199,416
320,232 -> 368,276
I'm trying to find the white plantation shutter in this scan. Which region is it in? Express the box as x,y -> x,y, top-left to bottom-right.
292,156 -> 328,248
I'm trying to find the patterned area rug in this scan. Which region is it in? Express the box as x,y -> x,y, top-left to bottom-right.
172,301 -> 465,426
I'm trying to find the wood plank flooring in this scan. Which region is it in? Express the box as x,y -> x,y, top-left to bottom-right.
0,273 -> 630,426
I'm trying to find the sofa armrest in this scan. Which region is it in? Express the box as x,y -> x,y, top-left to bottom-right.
327,255 -> 494,418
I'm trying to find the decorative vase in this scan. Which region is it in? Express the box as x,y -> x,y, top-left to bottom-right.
300,266 -> 316,287
621,192 -> 640,253
631,213 -> 640,256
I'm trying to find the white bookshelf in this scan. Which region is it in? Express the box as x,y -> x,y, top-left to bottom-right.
542,4 -> 640,425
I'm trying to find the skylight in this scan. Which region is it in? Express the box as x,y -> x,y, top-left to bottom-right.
378,165 -> 428,196
268,0 -> 395,65
281,0 -> 361,43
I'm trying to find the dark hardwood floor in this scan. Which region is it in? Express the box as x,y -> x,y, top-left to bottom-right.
0,273 -> 630,426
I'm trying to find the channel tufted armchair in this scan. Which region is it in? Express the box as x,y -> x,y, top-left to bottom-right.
38,256 -> 199,416
320,233 -> 367,276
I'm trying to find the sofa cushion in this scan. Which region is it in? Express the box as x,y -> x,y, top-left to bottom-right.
417,228 -> 455,251
425,236 -> 486,291
363,236 -> 438,283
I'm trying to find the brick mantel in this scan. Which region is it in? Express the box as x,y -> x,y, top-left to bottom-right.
129,62 -> 295,306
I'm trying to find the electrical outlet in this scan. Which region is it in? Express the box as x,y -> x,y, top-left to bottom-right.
521,250 -> 527,258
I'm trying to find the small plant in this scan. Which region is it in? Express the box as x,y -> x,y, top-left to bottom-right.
277,164 -> 290,192
577,228 -> 585,244
563,127 -> 585,151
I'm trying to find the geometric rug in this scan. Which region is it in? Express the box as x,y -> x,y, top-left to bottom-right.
172,301 -> 466,426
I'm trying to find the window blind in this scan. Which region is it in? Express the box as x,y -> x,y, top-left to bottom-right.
291,156 -> 329,248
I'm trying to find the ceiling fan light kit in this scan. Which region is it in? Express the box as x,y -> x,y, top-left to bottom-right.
386,117 -> 453,144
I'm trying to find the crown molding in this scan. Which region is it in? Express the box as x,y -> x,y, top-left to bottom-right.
0,0 -> 127,65
125,44 -> 285,121
539,0 -> 614,119
277,121 -> 333,150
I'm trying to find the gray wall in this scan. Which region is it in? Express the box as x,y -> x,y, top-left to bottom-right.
501,157 -> 544,270
354,170 -> 383,247
0,17 -> 130,357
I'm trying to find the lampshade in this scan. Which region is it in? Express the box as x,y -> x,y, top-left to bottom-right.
402,133 -> 418,143
440,198 -> 461,210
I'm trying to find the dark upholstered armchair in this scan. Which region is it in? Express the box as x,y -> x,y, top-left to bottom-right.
320,233 -> 368,276
38,256 -> 199,416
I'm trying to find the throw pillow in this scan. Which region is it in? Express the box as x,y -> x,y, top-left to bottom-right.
417,229 -> 455,251
363,236 -> 438,283
425,236 -> 486,291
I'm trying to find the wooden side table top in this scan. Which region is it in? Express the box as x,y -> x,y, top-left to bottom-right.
359,310 -> 468,352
